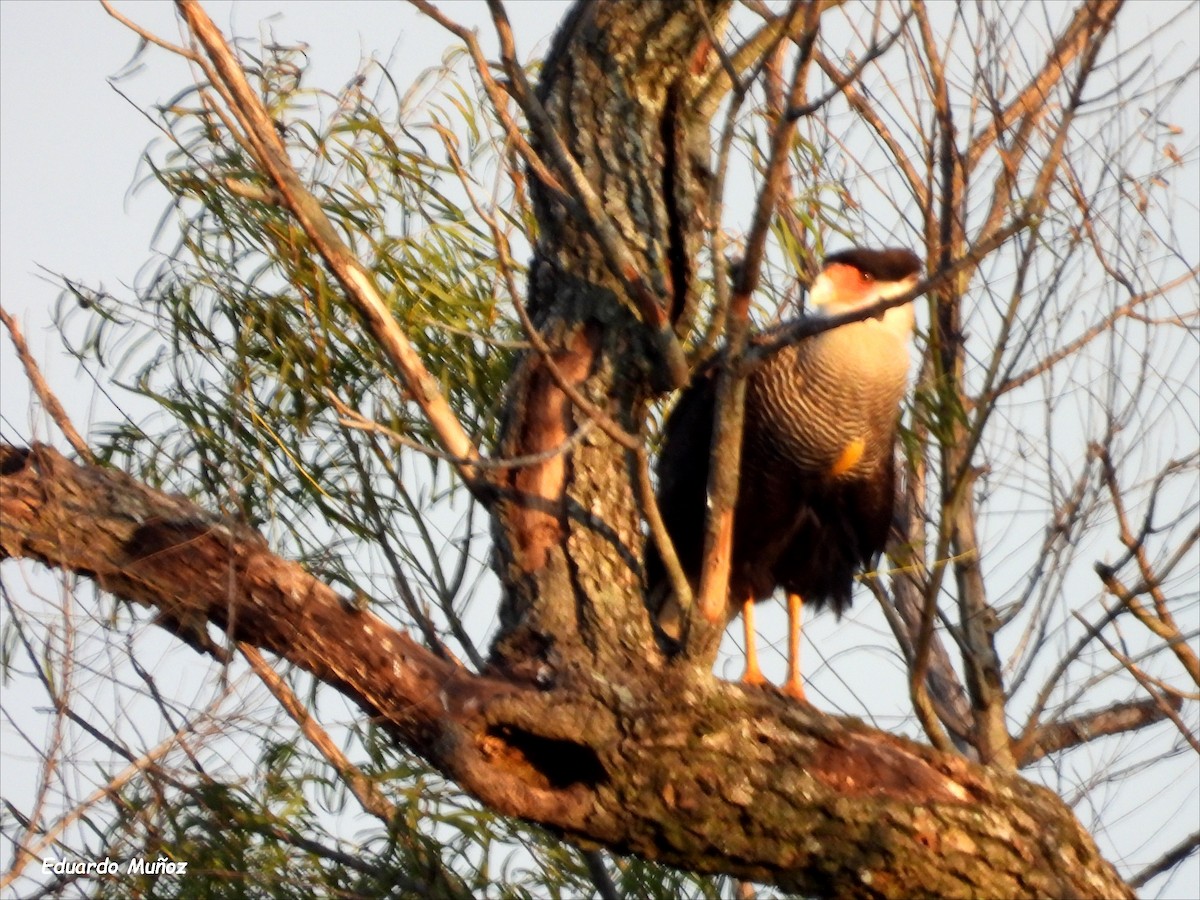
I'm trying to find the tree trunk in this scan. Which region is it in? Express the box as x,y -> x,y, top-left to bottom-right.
489,1 -> 720,680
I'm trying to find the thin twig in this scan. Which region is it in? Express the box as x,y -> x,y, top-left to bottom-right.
329,392 -> 598,471
786,7 -> 913,119
100,0 -> 203,62
965,0 -> 1124,171
240,644 -> 396,821
1072,611 -> 1200,755
428,122 -> 640,452
993,267 -> 1200,398
1094,444 -> 1200,687
0,306 -> 93,461
413,0 -> 689,388
693,2 -> 818,628
635,446 -> 693,622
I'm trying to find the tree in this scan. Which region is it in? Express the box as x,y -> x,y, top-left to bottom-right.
2,0 -> 1196,896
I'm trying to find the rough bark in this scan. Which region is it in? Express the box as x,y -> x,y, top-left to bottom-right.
1,443 -> 1134,898
489,0 -> 722,682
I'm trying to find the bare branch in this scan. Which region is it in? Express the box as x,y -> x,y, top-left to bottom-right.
1016,696 -> 1186,766
1095,444 -> 1200,687
694,3 -> 818,630
1072,611 -> 1200,754
413,0 -> 690,388
965,0 -> 1125,171
0,307 -> 93,462
1130,830 -> 1200,890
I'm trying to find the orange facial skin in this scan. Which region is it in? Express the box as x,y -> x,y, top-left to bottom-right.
816,262 -> 877,309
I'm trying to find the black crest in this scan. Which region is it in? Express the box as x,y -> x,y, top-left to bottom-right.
823,247 -> 922,281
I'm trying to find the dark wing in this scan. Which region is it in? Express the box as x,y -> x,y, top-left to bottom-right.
644,370 -> 717,616
776,446 -> 897,616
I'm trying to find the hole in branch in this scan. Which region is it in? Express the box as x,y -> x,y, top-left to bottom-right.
0,445 -> 30,475
484,725 -> 608,791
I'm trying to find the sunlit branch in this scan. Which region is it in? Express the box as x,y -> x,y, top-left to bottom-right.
694,3 -> 819,630
174,0 -> 484,490
0,307 -> 92,462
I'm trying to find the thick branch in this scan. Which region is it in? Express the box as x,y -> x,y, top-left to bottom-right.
1016,696 -> 1186,766
0,443 -> 1134,898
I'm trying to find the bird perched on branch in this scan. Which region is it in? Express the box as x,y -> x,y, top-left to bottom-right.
646,247 -> 922,701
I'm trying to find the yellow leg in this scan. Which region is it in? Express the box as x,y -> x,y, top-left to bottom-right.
781,593 -> 807,702
741,597 -> 766,686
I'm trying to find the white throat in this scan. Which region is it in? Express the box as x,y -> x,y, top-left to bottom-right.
809,271 -> 917,342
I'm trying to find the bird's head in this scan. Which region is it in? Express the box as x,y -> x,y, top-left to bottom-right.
808,247 -> 922,315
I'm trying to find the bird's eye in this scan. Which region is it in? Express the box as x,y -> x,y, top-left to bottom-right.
861,272 -> 874,283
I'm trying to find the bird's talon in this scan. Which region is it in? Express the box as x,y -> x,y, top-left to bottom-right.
741,669 -> 768,688
781,680 -> 809,703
